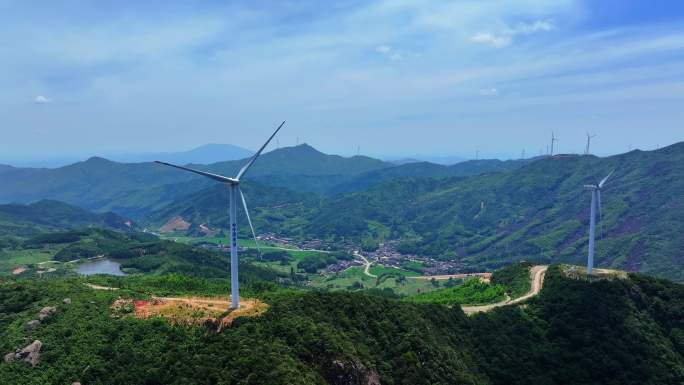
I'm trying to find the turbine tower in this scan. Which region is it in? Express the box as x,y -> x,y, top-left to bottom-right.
585,132 -> 596,155
584,171 -> 613,275
550,132 -> 558,156
155,121 -> 285,308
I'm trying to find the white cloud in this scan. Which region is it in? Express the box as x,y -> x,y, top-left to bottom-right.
34,95 -> 51,104
472,19 -> 555,47
375,45 -> 391,54
471,33 -> 512,48
510,19 -> 555,35
375,44 -> 403,61
479,88 -> 499,96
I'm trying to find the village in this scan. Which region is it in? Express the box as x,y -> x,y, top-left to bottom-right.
256,233 -> 465,276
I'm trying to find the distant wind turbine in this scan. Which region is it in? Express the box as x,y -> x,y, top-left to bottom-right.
585,132 -> 596,155
155,121 -> 285,308
550,132 -> 558,156
584,171 -> 613,276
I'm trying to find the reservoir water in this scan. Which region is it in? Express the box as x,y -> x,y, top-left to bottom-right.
77,259 -> 127,276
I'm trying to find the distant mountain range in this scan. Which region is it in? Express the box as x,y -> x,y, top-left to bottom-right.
147,142 -> 684,281
0,144 -> 523,217
3,141 -> 683,280
0,144 -> 254,169
107,143 -> 253,165
387,155 -> 468,165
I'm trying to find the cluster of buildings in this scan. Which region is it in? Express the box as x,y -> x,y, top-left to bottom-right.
257,233 -> 335,251
361,241 -> 463,275
197,231 -> 465,276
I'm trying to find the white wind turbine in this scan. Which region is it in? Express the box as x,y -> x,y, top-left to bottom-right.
584,170 -> 613,275
155,121 -> 285,308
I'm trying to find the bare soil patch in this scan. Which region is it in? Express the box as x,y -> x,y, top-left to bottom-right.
112,296 -> 267,331
159,216 -> 191,233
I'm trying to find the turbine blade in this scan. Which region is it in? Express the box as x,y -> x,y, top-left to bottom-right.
239,187 -> 261,259
598,170 -> 614,188
155,161 -> 234,183
235,121 -> 286,180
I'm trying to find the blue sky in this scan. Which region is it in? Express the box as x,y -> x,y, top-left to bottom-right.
1,0 -> 683,163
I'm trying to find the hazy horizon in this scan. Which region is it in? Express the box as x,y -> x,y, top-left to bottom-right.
2,139 -> 682,169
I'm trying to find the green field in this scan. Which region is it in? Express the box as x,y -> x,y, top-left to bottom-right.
368,264 -> 417,277
309,265 -> 440,296
0,248 -> 58,274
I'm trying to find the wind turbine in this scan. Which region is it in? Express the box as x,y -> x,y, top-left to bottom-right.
550,132 -> 558,156
585,132 -> 596,155
584,171 -> 613,276
155,121 -> 285,309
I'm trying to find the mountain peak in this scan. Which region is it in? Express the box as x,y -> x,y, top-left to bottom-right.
83,156 -> 117,164
269,143 -> 325,157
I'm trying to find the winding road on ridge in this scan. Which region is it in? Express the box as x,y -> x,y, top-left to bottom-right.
461,265 -> 548,314
353,251 -> 548,314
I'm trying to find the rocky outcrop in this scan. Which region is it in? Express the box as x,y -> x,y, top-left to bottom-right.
38,306 -> 57,321
3,352 -> 15,364
24,319 -> 41,331
63,298 -> 72,305
4,340 -> 42,367
325,358 -> 381,385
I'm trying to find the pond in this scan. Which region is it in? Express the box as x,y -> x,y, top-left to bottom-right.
76,259 -> 127,276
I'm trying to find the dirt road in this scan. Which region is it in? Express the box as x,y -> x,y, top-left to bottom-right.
461,265 -> 548,315
354,252 -> 377,278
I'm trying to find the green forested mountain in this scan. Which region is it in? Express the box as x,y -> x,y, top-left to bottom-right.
1,266 -> 682,384
0,145 -> 391,217
0,157 -> 207,218
328,158 -> 532,194
303,143 -> 684,280
3,143 -> 684,280
0,200 -> 133,237
0,144 -> 533,218
150,143 -> 684,281
146,180 -> 318,237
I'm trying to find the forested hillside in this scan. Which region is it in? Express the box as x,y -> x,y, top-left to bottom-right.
1,266 -> 682,384
0,201 -> 133,237
0,145 -> 390,217
0,144 -> 532,218
152,142 -> 684,281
